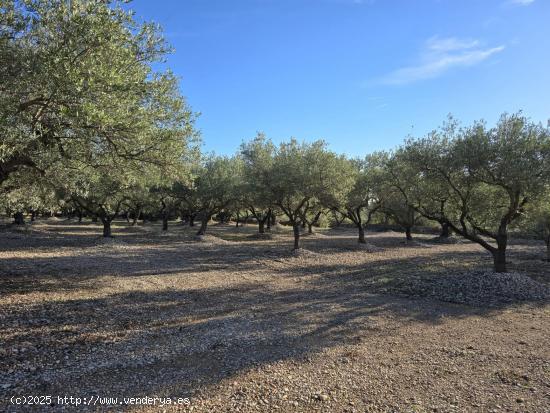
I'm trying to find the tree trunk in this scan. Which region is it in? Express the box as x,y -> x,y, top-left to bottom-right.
235,212 -> 240,228
189,215 -> 195,227
102,220 -> 112,237
132,207 -> 141,226
78,210 -> 83,223
492,248 -> 506,272
546,239 -> 550,262
293,223 -> 301,249
358,225 -> 366,244
266,210 -> 272,231
92,216 -> 98,223
405,226 -> 413,241
259,220 -> 265,234
162,216 -> 168,231
13,212 -> 25,225
492,236 -> 507,272
196,217 -> 208,236
30,211 -> 36,222
439,222 -> 450,238
307,223 -> 313,234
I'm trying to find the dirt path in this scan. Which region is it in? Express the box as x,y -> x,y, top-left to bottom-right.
1,220 -> 549,412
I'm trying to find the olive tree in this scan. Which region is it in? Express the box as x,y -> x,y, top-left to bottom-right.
64,167 -> 131,237
0,170 -> 58,224
269,139 -> 342,249
380,192 -> 422,241
394,114 -> 550,272
520,192 -> 550,261
193,156 -> 242,236
239,134 -> 276,233
123,183 -> 155,226
1,0 -> 198,184
323,155 -> 384,243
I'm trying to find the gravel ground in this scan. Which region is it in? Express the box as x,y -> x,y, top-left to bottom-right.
0,219 -> 549,412
401,271 -> 550,307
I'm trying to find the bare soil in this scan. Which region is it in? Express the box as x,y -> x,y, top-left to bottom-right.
1,219 -> 549,412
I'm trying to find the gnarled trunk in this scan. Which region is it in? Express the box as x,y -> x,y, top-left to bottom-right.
293,223 -> 301,250
439,222 -> 450,238
196,217 -> 209,236
492,236 -> 507,272
358,225 -> 366,244
266,210 -> 272,231
405,226 -> 413,241
13,212 -> 25,225
132,207 -> 141,226
258,219 -> 265,234
492,248 -> 506,273
162,216 -> 168,231
102,220 -> 112,238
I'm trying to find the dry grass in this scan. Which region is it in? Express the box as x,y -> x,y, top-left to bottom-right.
1,219 -> 549,412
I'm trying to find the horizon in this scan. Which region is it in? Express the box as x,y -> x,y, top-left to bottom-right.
129,0 -> 550,156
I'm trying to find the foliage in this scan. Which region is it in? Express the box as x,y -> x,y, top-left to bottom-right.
1,0 -> 198,184
239,133 -> 276,232
390,114 -> 550,271
191,155 -> 243,235
518,191 -> 550,260
268,139 -> 343,248
322,154 -> 385,242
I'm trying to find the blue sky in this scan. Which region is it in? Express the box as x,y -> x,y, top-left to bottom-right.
130,0 -> 550,156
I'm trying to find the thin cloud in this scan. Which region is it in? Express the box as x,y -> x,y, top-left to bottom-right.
509,0 -> 535,5
379,36 -> 505,85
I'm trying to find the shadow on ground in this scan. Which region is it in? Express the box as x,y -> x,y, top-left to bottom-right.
0,220 -> 549,411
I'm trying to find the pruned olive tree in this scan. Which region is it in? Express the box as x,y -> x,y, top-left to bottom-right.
322,155 -> 384,243
380,192 -> 422,241
62,166 -> 131,237
193,155 -> 243,236
268,139 -> 342,250
392,114 -> 550,272
150,184 -> 178,231
123,182 -> 155,226
299,199 -> 325,234
0,170 -> 58,224
239,133 -> 276,233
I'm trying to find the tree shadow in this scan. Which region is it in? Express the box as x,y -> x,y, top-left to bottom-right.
1,222 -> 549,411
2,278 -> 517,405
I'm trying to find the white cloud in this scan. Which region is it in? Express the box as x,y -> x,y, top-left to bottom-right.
509,0 -> 535,5
379,36 -> 505,85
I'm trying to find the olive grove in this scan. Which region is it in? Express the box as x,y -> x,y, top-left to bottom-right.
2,1 -> 550,274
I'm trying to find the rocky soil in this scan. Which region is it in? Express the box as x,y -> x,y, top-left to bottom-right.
1,220 -> 549,412
401,271 -> 550,307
